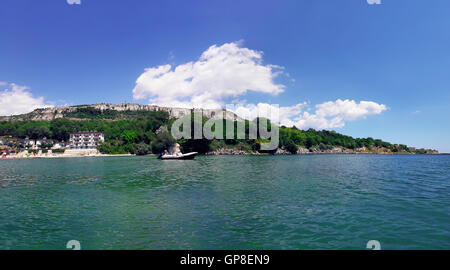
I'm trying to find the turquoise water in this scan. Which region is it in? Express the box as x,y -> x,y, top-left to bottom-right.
0,155 -> 449,250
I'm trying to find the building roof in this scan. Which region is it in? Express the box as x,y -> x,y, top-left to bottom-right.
70,131 -> 104,135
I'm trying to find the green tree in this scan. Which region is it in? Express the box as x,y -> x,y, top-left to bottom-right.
305,137 -> 314,149
120,130 -> 138,144
135,143 -> 151,155
285,140 -> 298,154
151,132 -> 176,154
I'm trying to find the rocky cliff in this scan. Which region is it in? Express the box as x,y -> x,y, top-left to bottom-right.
0,103 -> 244,122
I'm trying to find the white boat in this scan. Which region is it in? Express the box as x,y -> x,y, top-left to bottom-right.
157,143 -> 198,160
157,152 -> 198,160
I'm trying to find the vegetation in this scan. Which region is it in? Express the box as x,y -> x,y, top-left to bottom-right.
278,127 -> 410,152
0,110 -> 437,155
0,110 -> 170,154
151,132 -> 176,154
62,107 -> 167,120
134,143 -> 151,156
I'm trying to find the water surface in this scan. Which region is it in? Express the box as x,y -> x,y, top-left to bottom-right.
0,155 -> 449,249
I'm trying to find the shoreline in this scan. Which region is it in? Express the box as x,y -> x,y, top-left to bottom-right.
204,152 -> 445,156
1,153 -> 134,160
2,152 -> 446,160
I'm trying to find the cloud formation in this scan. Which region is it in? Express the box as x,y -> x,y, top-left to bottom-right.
133,42 -> 285,109
0,83 -> 53,116
133,42 -> 387,130
232,99 -> 387,130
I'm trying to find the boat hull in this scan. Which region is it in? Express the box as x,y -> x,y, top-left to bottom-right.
158,152 -> 198,160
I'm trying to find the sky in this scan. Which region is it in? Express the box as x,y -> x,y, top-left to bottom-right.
0,0 -> 449,152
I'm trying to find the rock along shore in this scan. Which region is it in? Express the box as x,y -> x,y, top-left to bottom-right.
205,146 -> 432,155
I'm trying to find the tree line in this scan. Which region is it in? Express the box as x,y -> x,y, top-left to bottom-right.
0,111 -> 430,155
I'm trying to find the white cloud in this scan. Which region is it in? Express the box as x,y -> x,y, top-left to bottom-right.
67,0 -> 81,5
133,42 -> 387,129
132,41 -> 285,109
0,83 -> 53,116
231,102 -> 306,125
232,99 -> 387,130
314,99 -> 387,121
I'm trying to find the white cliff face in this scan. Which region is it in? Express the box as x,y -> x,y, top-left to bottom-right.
0,103 -> 245,122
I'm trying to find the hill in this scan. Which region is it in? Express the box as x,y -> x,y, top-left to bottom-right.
0,104 -> 438,155
0,103 -> 243,122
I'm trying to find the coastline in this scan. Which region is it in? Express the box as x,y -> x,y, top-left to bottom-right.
2,151 -> 445,160
204,146 -> 440,156
1,153 -> 134,160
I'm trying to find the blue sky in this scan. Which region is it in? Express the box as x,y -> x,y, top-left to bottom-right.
0,0 -> 449,152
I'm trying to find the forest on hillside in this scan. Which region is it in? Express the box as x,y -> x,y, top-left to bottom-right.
0,110 -> 434,154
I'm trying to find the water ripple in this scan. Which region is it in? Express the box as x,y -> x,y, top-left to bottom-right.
0,155 -> 449,249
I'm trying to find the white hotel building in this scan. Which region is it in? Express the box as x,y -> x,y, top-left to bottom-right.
69,132 -> 105,149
